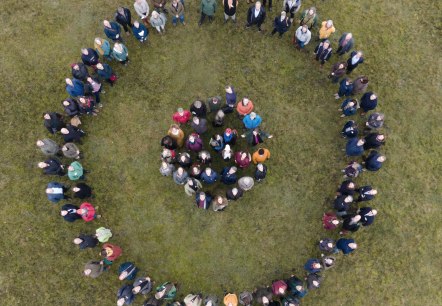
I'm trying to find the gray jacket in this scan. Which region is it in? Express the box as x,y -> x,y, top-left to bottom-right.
39,138 -> 60,156
62,142 -> 80,159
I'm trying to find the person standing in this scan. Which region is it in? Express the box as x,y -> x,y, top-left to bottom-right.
341,120 -> 358,138
246,2 -> 266,32
191,117 -> 208,134
223,0 -> 238,24
186,133 -> 204,152
71,62 -> 89,81
101,243 -> 123,265
61,98 -> 80,117
94,37 -> 112,61
73,234 -> 99,249
117,284 -> 135,306
328,62 -> 348,83
36,139 -> 60,156
271,11 -> 291,38
81,48 -> 99,67
221,166 -> 238,185
254,163 -> 267,182
238,176 -> 254,191
184,178 -> 202,196
224,85 -> 237,113
363,132 -> 385,150
346,51 -> 364,74
283,0 -> 301,22
318,20 -> 335,40
96,227 -> 113,243
339,98 -> 359,117
336,238 -> 357,255
173,107 -> 192,125
241,128 -> 273,146
65,78 -> 84,98
150,10 -> 167,34
152,0 -> 168,14
62,142 -> 81,159
103,20 -> 122,42
112,42 -> 129,66
46,182 -> 69,203
314,40 -> 332,67
358,207 -> 377,226
364,150 -> 386,171
352,75 -> 369,95
72,182 -> 93,199
132,21 -> 149,43
199,0 -> 217,26
96,63 -> 116,86
359,92 -> 378,115
294,24 -> 311,50
77,202 -> 99,222
226,187 -> 243,201
299,7 -> 317,29
60,204 -> 81,222
235,151 -> 252,169
170,0 -> 185,26
160,161 -> 175,176
60,125 -> 85,144
84,261 -> 105,278
212,195 -> 229,211
365,112 -> 385,130
345,138 -> 365,156
357,185 -> 377,202
334,78 -> 353,99
68,161 -> 85,181
252,148 -> 271,164
236,97 -> 254,116
243,112 -> 262,130
134,0 -> 150,27
200,167 -> 219,184
196,192 -> 212,209
115,7 -> 133,35
38,158 -> 65,176
173,167 -> 189,185
190,100 -> 207,117
336,33 -> 354,56
207,96 -> 223,113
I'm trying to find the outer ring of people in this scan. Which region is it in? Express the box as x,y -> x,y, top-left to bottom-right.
37,1 -> 387,306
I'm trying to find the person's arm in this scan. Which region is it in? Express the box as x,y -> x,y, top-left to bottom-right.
305,31 -> 311,44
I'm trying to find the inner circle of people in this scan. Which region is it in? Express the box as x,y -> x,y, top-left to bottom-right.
36,1 -> 388,306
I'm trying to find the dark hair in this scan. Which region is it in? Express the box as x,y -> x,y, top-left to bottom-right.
100,249 -> 108,257
259,149 -> 264,155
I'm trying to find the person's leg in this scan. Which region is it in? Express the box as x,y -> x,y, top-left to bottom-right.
160,25 -> 165,33
180,15 -> 185,24
290,8 -> 295,21
155,25 -> 161,33
271,28 -> 277,35
257,21 -> 263,31
208,14 -> 214,22
199,12 -> 206,25
268,0 -> 272,10
141,17 -> 149,27
94,92 -> 100,104
172,15 -> 178,26
224,13 -> 229,23
337,46 -> 343,55
278,30 -> 284,38
122,22 -> 129,33
232,13 -> 236,23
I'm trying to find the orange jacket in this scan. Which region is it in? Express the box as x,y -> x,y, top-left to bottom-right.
236,100 -> 254,116
252,148 -> 271,164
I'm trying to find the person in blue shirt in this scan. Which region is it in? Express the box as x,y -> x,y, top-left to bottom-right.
334,78 -> 353,99
339,98 -> 359,117
118,262 -> 138,281
132,21 -> 148,43
345,138 -> 365,156
304,258 -> 322,274
209,134 -> 224,152
65,78 -> 84,97
200,167 -> 219,185
224,85 -> 237,113
341,120 -> 358,138
336,238 -> 357,255
96,63 -> 116,86
243,112 -> 262,130
103,19 -> 122,42
286,275 -> 307,298
117,284 -> 135,306
46,182 -> 69,203
364,150 -> 386,171
358,207 -> 377,226
221,166 -> 238,185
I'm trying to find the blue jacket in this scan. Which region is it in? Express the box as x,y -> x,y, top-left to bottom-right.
345,138 -> 364,156
243,114 -> 262,129
359,207 -> 375,226
273,16 -> 291,33
314,42 -> 332,63
226,87 -> 237,107
341,120 -> 358,138
200,170 -> 219,184
347,51 -> 364,70
360,92 -> 377,112
118,262 -> 138,281
66,78 -> 84,97
104,22 -> 121,41
338,78 -> 353,97
365,150 -> 383,171
304,259 -> 322,274
338,33 -> 354,54
46,182 -> 65,203
221,167 -> 238,185
195,192 -> 212,209
117,284 -> 135,305
337,238 -> 355,255
341,99 -> 358,117
97,63 -> 113,80
132,24 -> 149,41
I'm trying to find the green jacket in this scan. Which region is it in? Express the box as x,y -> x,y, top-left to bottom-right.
201,0 -> 217,16
68,161 -> 84,180
112,44 -> 128,62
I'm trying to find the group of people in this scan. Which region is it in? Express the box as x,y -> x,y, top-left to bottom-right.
160,89 -> 273,211
34,1 -> 389,306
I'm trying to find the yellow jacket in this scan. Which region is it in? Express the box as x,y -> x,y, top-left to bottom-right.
319,21 -> 336,39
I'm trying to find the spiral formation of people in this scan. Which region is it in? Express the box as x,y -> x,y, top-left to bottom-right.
34,1 -> 392,305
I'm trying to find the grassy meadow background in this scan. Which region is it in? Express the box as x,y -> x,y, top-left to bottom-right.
0,0 -> 441,305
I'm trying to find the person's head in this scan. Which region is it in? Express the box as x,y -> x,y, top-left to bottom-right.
205,168 -> 212,175
376,113 -> 385,121
332,219 -> 340,225
308,7 -> 316,15
378,155 -> 386,162
348,101 -> 355,107
188,135 -> 195,142
295,285 -> 303,291
255,1 -> 261,10
194,100 -> 202,108
360,76 -> 369,84
187,178 -> 194,186
193,117 -> 200,125
225,128 -> 232,135
243,177 -> 252,185
180,154 -> 187,162
370,209 -> 378,216
326,20 -> 333,28
68,165 -> 74,171
228,166 -> 237,174
242,97 -> 249,105
280,11 -> 286,18
262,296 -> 269,306
224,144 -> 231,152
94,37 -> 102,46
338,63 -> 345,69
323,40 -> 330,49
199,192 -> 206,200
177,167 -> 184,175
171,124 -> 180,134
312,262 -> 321,269
136,0 -> 143,4
241,152 -> 247,160
72,63 -> 79,70
216,110 -> 225,119
60,210 -> 68,216
225,85 -> 233,93
81,48 -> 88,55
301,24 -> 308,33
172,0 -> 179,4
73,238 -> 83,245
232,188 -> 238,196
312,280 -> 320,287
345,195 -> 353,203
346,33 -> 353,40
45,188 -> 53,194
257,163 -> 264,171
324,258 -> 334,265
36,140 -> 44,147
370,93 -> 377,100
62,99 -> 71,106
348,181 -> 355,189
94,63 -> 103,71
101,247 -> 113,257
177,107 -> 184,114
132,285 -> 141,294
78,97 -> 86,104
250,112 -> 257,119
357,139 -> 365,146
117,7 -> 124,14
371,189 -> 378,195
65,78 -> 73,86
151,10 -> 159,18
348,242 -> 358,249
38,162 -> 47,169
73,186 -> 80,192
103,19 -> 110,27
114,43 -> 123,52
356,51 -> 363,58
134,20 -> 140,28
216,196 -> 223,204
258,148 -> 265,155
201,151 -> 207,159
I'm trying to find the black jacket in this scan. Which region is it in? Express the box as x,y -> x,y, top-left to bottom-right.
363,133 -> 383,150
81,48 -> 99,66
71,63 -> 89,81
61,204 -> 81,222
77,234 -> 99,249
337,180 -> 356,195
254,164 -> 267,181
43,158 -> 65,176
273,16 -> 291,33
226,188 -> 243,201
44,112 -> 65,134
62,98 -> 80,117
63,125 -> 85,143
115,8 -> 132,26
73,183 -> 92,199
314,43 -> 332,63
247,6 -> 266,24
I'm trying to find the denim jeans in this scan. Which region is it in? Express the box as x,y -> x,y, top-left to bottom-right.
296,38 -> 305,48
172,14 -> 185,25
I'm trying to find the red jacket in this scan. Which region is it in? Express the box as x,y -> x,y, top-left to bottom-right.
102,243 -> 122,261
78,202 -> 96,222
234,152 -> 251,168
172,110 -> 191,124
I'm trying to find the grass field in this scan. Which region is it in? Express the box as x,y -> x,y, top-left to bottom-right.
0,0 -> 441,305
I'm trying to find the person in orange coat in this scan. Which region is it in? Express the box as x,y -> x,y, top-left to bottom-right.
167,124 -> 185,147
224,293 -> 238,306
101,243 -> 122,266
252,148 -> 270,164
236,97 -> 254,117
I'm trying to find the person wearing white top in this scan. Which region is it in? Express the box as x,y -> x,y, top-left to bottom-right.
294,24 -> 311,50
283,0 -> 301,21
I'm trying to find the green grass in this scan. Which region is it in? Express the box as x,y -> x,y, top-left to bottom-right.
0,0 -> 441,305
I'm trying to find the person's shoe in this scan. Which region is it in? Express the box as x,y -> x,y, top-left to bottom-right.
182,22 -> 186,26
224,18 -> 227,24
